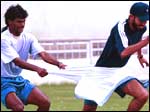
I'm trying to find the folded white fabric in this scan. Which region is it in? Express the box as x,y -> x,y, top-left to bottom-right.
48,55 -> 149,106
48,65 -> 149,106
74,66 -> 149,106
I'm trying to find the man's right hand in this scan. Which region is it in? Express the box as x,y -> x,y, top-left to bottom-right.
146,36 -> 149,43
37,68 -> 48,77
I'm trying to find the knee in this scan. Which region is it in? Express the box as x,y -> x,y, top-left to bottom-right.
39,98 -> 51,109
44,99 -> 51,108
11,103 -> 24,111
138,91 -> 149,103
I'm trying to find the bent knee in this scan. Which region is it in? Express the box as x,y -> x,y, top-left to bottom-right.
44,99 -> 51,107
138,90 -> 149,102
11,103 -> 24,111
39,98 -> 51,108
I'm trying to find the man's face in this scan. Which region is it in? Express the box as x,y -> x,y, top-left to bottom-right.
132,16 -> 147,30
8,18 -> 26,36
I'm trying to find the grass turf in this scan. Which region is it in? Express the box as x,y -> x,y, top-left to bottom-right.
1,83 -> 149,111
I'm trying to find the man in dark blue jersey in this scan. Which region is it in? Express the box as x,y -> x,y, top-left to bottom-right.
83,2 -> 149,111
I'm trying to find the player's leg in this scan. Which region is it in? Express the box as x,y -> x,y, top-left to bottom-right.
6,92 -> 24,111
82,99 -> 97,111
1,77 -> 25,111
122,79 -> 149,111
26,87 -> 50,111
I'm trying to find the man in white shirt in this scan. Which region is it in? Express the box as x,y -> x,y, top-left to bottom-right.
1,4 -> 66,111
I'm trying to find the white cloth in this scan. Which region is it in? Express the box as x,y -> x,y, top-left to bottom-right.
74,66 -> 149,106
48,62 -> 149,106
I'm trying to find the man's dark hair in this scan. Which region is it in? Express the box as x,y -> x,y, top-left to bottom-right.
1,4 -> 28,32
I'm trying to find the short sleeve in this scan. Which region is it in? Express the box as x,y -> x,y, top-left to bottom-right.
29,35 -> 45,58
1,38 -> 19,63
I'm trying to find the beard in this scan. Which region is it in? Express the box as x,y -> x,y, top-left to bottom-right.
14,27 -> 24,36
132,19 -> 145,31
132,22 -> 140,31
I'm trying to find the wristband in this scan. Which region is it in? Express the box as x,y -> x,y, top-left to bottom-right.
138,55 -> 143,59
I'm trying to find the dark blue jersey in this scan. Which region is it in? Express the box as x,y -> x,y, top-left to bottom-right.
95,19 -> 146,67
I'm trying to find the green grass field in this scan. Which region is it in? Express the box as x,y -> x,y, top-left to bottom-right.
1,83 -> 149,111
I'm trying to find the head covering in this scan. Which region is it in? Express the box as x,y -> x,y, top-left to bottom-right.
130,2 -> 149,22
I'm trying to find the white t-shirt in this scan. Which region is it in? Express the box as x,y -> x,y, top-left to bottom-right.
1,30 -> 45,77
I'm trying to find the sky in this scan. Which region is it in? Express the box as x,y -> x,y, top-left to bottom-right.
1,1 -> 149,40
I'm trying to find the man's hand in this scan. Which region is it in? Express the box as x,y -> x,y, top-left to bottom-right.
37,68 -> 48,77
138,57 -> 149,68
145,36 -> 149,43
57,62 -> 67,69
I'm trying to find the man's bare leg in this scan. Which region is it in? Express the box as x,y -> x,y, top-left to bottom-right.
123,79 -> 149,111
82,99 -> 97,111
6,92 -> 24,111
27,87 -> 50,111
